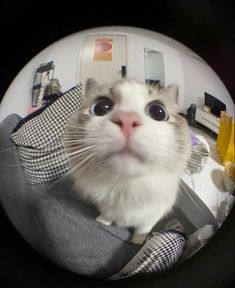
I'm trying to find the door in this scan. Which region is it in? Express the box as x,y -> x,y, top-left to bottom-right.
79,35 -> 127,89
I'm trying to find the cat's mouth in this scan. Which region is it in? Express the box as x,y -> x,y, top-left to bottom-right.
107,146 -> 145,163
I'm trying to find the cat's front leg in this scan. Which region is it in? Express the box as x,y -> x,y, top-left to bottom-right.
131,233 -> 149,245
96,215 -> 112,226
131,222 -> 156,245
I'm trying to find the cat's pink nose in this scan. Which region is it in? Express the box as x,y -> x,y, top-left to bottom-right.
111,111 -> 142,139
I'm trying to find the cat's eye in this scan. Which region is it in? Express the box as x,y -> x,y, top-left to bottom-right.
90,97 -> 114,116
145,101 -> 169,121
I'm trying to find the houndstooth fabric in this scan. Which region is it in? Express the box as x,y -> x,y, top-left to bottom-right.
10,85 -> 84,184
110,230 -> 186,280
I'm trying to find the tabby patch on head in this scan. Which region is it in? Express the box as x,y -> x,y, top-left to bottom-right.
64,79 -> 191,245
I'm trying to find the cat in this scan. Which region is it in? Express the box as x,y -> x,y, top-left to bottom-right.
64,78 -> 192,244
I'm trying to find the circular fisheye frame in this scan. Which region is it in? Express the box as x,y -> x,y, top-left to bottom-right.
0,26 -> 234,280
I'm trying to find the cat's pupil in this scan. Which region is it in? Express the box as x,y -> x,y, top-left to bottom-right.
90,97 -> 114,116
145,101 -> 168,121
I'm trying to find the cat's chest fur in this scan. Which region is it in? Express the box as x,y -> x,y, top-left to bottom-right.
81,172 -> 179,227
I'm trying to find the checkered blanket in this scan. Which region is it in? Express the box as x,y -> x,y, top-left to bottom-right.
10,85 -> 84,184
110,230 -> 186,280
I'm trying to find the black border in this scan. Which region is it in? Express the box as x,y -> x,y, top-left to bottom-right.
1,1 -> 234,287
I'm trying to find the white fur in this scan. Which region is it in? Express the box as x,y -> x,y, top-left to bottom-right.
64,80 -> 191,243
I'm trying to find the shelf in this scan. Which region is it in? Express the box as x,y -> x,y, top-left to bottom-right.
195,108 -> 220,134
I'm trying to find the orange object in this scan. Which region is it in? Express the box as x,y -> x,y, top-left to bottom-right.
216,111 -> 235,164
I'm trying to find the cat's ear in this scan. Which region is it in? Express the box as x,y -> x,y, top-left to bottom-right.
164,84 -> 178,104
85,78 -> 98,94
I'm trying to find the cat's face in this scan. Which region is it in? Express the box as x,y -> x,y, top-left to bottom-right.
65,79 -> 191,179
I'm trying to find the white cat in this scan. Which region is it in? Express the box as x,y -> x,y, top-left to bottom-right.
64,79 -> 191,244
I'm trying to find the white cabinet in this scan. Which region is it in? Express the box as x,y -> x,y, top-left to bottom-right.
195,108 -> 220,134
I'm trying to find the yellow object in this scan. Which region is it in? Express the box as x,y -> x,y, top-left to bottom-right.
224,161 -> 235,181
216,111 -> 235,164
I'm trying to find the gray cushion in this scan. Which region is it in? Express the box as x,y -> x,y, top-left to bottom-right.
0,114 -> 140,278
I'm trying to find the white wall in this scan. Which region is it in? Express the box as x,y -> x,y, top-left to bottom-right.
0,28 -> 185,121
1,26 -> 233,122
46,33 -> 85,91
179,52 -> 234,117
0,45 -> 53,121
126,34 -> 184,110
0,34 -> 84,122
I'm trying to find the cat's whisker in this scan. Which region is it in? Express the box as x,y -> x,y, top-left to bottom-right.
134,139 -> 193,154
0,146 -> 17,153
147,147 -> 190,163
63,139 -> 87,143
63,134 -> 96,139
63,138 -> 95,144
63,146 -> 82,152
64,150 -> 96,158
160,156 -> 194,171
42,159 -> 95,194
63,135 -> 96,139
168,153 -> 206,170
147,141 -> 221,164
65,145 -> 96,157
139,148 -> 186,169
186,163 -> 204,169
63,130 -> 92,134
187,158 -> 207,165
92,168 -> 110,180
79,155 -> 97,174
153,141 -> 193,153
63,133 -> 87,137
63,139 -> 81,143
175,157 -> 203,168
40,164 -> 89,194
63,146 -> 83,152
162,141 -> 222,158
65,125 -> 95,131
0,163 -> 21,167
70,152 -> 96,173
66,149 -> 95,161
44,154 -> 96,193
152,139 -> 203,152
166,154 -> 198,167
63,137 -> 91,141
62,134 -> 91,139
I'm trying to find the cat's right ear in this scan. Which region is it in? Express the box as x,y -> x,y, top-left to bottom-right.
85,78 -> 98,94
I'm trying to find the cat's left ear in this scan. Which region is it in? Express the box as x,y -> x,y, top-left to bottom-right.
85,78 -> 98,94
164,84 -> 178,104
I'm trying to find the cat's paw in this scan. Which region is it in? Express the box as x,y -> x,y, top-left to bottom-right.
131,233 -> 148,245
96,215 -> 112,226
